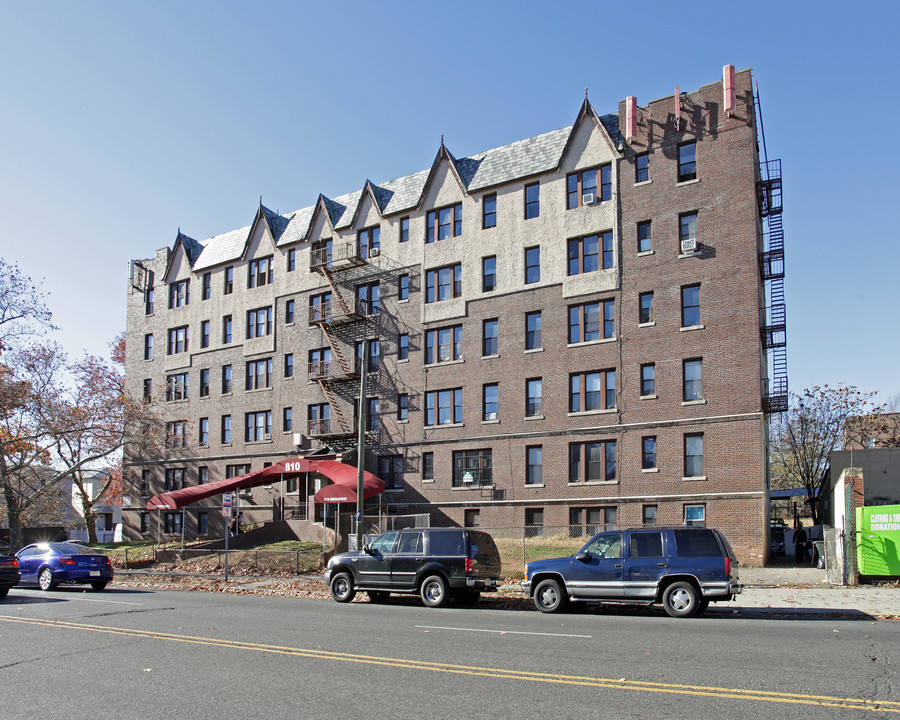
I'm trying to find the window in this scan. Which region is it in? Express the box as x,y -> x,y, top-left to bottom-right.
683,358 -> 703,401
678,142 -> 697,182
680,212 -> 698,250
357,282 -> 380,316
248,256 -> 273,288
426,388 -> 462,426
483,194 -> 497,228
426,203 -> 462,242
199,467 -> 209,485
567,165 -> 611,208
358,227 -> 380,259
684,504 -> 706,527
640,363 -> 655,397
202,273 -> 211,300
287,248 -> 296,272
426,325 -> 461,364
167,326 -> 188,355
482,256 -> 496,292
199,417 -> 209,446
452,449 -> 492,487
399,216 -> 409,243
164,421 -> 187,449
283,407 -> 293,432
642,436 -> 657,470
570,507 -> 616,537
143,378 -> 152,403
568,300 -> 614,343
164,468 -> 185,492
524,183 -> 539,219
569,440 -> 617,482
526,378 -> 542,417
397,393 -> 409,421
222,365 -> 232,394
144,271 -> 155,314
525,508 -> 544,535
425,264 -> 462,303
398,274 -> 409,301
198,512 -> 209,534
200,320 -> 210,349
422,452 -> 434,482
567,232 -> 613,275
308,348 -> 331,378
356,340 -> 380,373
526,446 -> 542,484
378,455 -> 404,490
309,292 -> 331,322
225,463 -> 250,479
523,246 -> 540,284
165,372 -> 189,401
311,239 -> 332,267
224,266 -> 234,294
366,398 -> 379,431
221,415 -> 232,444
164,512 -> 182,534
222,315 -> 232,344
525,311 -> 542,350
639,292 -> 653,324
140,513 -> 150,533
308,403 -> 331,435
398,334 -> 409,361
198,368 -> 209,397
168,280 -> 189,308
637,221 -> 652,253
569,370 -> 615,412
643,505 -> 658,525
284,353 -> 294,378
681,284 -> 701,327
483,383 -> 498,421
635,153 -> 650,183
245,410 -> 273,442
464,509 -> 480,528
482,319 -> 498,356
684,434 -> 704,477
140,470 -> 151,497
246,358 -> 273,390
285,299 -> 295,324
247,306 -> 273,339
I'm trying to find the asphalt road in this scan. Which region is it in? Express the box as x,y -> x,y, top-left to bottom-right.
1,586 -> 898,719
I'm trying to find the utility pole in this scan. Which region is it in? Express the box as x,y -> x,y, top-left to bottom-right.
355,338 -> 369,551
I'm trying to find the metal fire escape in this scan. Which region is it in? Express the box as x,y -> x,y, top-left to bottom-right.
757,159 -> 788,414
307,240 -> 371,438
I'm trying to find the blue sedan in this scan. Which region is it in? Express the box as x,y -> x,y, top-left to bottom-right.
15,543 -> 114,591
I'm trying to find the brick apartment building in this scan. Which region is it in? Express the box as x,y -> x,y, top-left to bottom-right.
124,65 -> 786,563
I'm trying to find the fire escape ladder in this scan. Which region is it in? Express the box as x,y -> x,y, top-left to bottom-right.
320,321 -> 355,377
317,266 -> 358,320
316,379 -> 353,435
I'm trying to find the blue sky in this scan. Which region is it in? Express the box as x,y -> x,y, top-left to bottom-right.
1,1 -> 897,401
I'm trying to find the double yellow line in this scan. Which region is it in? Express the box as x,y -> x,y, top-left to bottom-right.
2,615 -> 897,713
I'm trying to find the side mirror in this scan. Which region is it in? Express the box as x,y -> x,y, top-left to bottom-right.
363,544 -> 374,555
575,551 -> 590,562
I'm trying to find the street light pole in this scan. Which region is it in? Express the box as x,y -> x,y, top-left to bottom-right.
355,338 -> 369,551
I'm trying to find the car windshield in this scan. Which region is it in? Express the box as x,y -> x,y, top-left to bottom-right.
581,532 -> 622,559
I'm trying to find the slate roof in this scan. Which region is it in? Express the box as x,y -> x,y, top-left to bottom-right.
185,105 -> 621,271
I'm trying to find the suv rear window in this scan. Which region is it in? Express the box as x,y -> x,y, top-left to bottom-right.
673,529 -> 722,557
429,530 -> 465,555
468,530 -> 499,558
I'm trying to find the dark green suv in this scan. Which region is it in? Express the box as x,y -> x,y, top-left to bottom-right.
325,527 -> 502,607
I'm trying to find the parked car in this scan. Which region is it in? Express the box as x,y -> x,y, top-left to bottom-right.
0,554 -> 21,600
15,542 -> 114,591
325,527 -> 502,607
522,526 -> 741,618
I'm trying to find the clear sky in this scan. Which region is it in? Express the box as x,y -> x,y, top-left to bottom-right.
1,1 -> 897,402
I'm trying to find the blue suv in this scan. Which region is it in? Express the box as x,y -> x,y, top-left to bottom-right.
522,527 -> 741,617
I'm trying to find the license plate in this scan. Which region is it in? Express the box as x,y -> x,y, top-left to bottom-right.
90,570 -> 100,577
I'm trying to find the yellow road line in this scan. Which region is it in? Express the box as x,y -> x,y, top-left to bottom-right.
1,615 -> 896,713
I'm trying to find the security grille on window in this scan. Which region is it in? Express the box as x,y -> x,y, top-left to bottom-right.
452,449 -> 492,487
422,452 -> 434,482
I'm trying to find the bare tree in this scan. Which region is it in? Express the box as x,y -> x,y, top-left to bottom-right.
0,258 -> 55,351
770,385 -> 882,524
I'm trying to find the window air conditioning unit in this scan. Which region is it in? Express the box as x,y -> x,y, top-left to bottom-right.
680,238 -> 698,253
485,412 -> 497,420
368,248 -> 380,258
582,193 -> 596,205
264,433 -> 272,441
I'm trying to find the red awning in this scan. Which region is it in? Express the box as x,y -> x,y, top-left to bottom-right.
146,456 -> 384,510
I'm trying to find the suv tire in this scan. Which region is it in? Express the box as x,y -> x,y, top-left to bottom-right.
533,578 -> 568,613
330,572 -> 356,603
662,581 -> 700,618
420,575 -> 449,608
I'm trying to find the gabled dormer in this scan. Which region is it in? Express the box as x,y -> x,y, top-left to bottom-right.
417,139 -> 470,210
